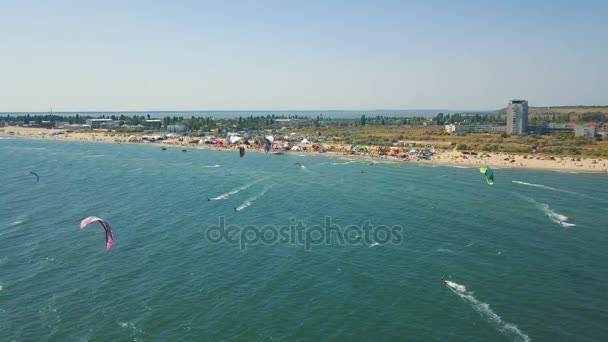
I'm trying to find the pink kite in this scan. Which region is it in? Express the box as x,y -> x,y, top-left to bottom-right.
80,216 -> 114,251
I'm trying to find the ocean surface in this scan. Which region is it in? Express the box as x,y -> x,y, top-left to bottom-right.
1,137 -> 607,341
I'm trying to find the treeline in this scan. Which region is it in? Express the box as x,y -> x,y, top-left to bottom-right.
0,113 -> 320,131
10,111 -> 600,131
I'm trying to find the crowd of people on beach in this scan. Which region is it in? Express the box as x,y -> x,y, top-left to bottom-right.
2,126 -> 607,173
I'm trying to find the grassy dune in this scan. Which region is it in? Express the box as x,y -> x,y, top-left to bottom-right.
301,127 -> 608,158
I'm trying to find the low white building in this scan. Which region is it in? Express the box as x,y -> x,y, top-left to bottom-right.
145,119 -> 162,129
445,124 -> 506,134
86,119 -> 114,129
166,124 -> 186,133
574,126 -> 595,137
68,124 -> 91,130
100,121 -> 119,129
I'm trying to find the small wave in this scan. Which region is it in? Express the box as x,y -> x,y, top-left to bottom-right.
10,220 -> 25,227
445,280 -> 531,342
539,203 -> 576,227
9,215 -> 28,227
235,186 -> 273,212
369,242 -> 380,247
201,164 -> 220,168
9,146 -> 47,150
436,248 -> 455,253
83,154 -> 108,158
331,161 -> 355,165
118,322 -> 144,336
209,179 -> 263,200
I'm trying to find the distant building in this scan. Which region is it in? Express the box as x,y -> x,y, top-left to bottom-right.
145,119 -> 163,129
86,119 -> 114,129
100,121 -> 119,129
527,125 -> 573,135
67,124 -> 92,130
119,124 -> 144,131
445,124 -> 506,134
39,120 -> 54,128
574,126 -> 595,137
506,99 -> 528,135
166,124 -> 186,133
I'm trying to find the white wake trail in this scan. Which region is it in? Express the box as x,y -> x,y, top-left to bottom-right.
445,280 -> 531,342
513,180 -> 605,202
331,161 -> 355,165
521,196 -> 576,228
234,186 -> 273,211
208,179 -> 263,201
512,181 -> 560,191
539,203 -> 576,227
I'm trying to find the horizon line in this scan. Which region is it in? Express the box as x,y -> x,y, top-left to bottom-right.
0,108 -> 488,113
1,104 -> 607,115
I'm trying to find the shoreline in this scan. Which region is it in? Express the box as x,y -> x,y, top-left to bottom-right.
2,127 -> 607,174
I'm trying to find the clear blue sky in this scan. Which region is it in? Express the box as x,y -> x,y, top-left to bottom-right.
0,0 -> 606,111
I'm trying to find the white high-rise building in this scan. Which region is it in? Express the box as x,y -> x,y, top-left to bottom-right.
506,99 -> 528,135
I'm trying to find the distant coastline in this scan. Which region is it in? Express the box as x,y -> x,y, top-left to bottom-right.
0,109 -> 466,119
2,126 -> 607,174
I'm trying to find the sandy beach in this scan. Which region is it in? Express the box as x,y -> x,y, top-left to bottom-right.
2,126 -> 607,173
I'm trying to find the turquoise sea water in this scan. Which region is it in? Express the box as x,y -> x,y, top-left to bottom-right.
1,137 -> 607,341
